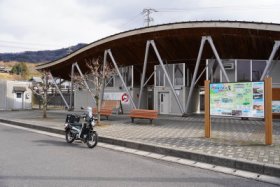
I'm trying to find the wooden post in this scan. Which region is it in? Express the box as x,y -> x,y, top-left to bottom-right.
264,77 -> 273,145
204,80 -> 211,138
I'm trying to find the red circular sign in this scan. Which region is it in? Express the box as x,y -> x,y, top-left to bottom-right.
121,93 -> 129,103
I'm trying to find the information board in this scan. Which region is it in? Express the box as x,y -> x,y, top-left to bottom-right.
210,82 -> 264,118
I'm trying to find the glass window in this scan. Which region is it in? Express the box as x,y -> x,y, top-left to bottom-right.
16,93 -> 22,98
114,76 -> 122,88
221,60 -> 235,82
133,66 -> 141,87
206,59 -> 216,82
252,60 -> 266,81
114,66 -> 133,88
106,76 -> 114,87
237,60 -> 251,82
155,65 -> 164,86
122,67 -> 128,86
212,62 -> 221,83
174,63 -> 184,86
269,60 -> 280,84
121,66 -> 132,87
164,64 -> 173,86
127,66 -> 132,87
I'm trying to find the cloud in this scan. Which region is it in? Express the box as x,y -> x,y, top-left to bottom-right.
0,0 -> 279,52
0,0 -> 121,52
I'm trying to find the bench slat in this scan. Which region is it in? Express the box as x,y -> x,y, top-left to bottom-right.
129,109 -> 158,124
92,107 -> 113,120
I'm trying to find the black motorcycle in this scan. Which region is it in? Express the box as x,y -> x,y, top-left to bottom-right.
64,109 -> 98,148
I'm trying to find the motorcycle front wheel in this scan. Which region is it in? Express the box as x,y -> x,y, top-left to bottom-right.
65,130 -> 75,143
86,131 -> 98,148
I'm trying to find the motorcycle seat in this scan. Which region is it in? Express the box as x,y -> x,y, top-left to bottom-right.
70,123 -> 82,128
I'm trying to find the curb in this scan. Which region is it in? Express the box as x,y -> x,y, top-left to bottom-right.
0,118 -> 279,178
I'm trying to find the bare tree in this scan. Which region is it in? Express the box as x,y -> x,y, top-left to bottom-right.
73,58 -> 116,125
29,71 -> 55,118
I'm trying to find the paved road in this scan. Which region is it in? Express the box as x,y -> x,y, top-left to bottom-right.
1,110 -> 279,168
0,124 -> 277,187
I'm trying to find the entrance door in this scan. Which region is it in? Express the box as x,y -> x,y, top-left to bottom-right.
158,92 -> 169,114
14,92 -> 23,109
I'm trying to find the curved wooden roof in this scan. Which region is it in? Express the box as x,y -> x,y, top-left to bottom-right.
36,21 -> 280,80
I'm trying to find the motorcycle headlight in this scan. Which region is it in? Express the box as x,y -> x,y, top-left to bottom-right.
91,121 -> 95,127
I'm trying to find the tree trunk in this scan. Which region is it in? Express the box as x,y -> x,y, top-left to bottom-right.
43,103 -> 47,118
43,91 -> 47,118
96,97 -> 101,125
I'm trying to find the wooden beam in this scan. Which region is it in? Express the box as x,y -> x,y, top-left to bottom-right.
265,77 -> 273,145
204,80 -> 211,138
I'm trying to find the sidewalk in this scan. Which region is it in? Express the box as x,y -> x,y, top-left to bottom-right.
0,109 -> 280,177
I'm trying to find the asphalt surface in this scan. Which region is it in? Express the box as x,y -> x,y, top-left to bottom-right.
0,124 -> 278,187
0,110 -> 280,178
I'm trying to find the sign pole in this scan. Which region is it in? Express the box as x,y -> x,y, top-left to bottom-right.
264,77 -> 273,145
205,80 -> 211,138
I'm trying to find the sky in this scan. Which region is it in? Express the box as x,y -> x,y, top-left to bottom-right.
0,0 -> 279,53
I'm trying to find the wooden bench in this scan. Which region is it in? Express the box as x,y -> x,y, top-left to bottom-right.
129,109 -> 158,124
92,100 -> 122,120
102,100 -> 123,114
92,108 -> 113,120
273,113 -> 280,119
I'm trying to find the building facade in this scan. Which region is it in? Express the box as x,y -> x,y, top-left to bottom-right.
0,80 -> 32,110
36,21 -> 280,116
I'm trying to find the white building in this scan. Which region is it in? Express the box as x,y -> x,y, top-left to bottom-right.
0,80 -> 32,110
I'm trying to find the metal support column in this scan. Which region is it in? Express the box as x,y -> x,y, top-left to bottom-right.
185,36 -> 230,115
73,63 -> 96,104
138,40 -> 151,108
100,51 -> 108,106
185,36 -> 207,114
107,49 -> 136,109
207,36 -> 230,82
49,72 -> 70,109
144,71 -> 155,87
150,40 -> 185,114
261,41 -> 280,80
194,66 -> 207,85
70,63 -> 75,110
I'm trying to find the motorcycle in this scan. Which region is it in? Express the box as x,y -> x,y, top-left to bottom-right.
64,107 -> 98,148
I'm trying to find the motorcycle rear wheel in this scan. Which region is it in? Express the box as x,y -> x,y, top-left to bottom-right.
65,130 -> 75,143
86,131 -> 98,148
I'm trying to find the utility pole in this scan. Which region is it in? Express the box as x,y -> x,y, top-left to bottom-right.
142,8 -> 157,27
67,47 -> 73,54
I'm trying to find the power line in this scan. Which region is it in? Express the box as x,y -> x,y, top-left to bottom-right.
120,12 -> 143,29
157,4 -> 280,12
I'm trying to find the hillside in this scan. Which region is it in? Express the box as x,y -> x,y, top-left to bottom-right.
0,61 -> 41,80
0,43 -> 87,63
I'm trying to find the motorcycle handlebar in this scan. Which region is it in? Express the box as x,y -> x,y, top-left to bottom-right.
80,113 -> 97,121
80,114 -> 87,118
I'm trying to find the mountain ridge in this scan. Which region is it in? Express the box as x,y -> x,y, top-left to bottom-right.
0,43 -> 87,63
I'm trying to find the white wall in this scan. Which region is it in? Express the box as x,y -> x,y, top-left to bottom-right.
0,80 -> 7,110
0,80 -> 32,110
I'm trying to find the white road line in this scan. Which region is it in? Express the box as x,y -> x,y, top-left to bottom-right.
0,122 -> 64,139
0,122 -> 279,186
